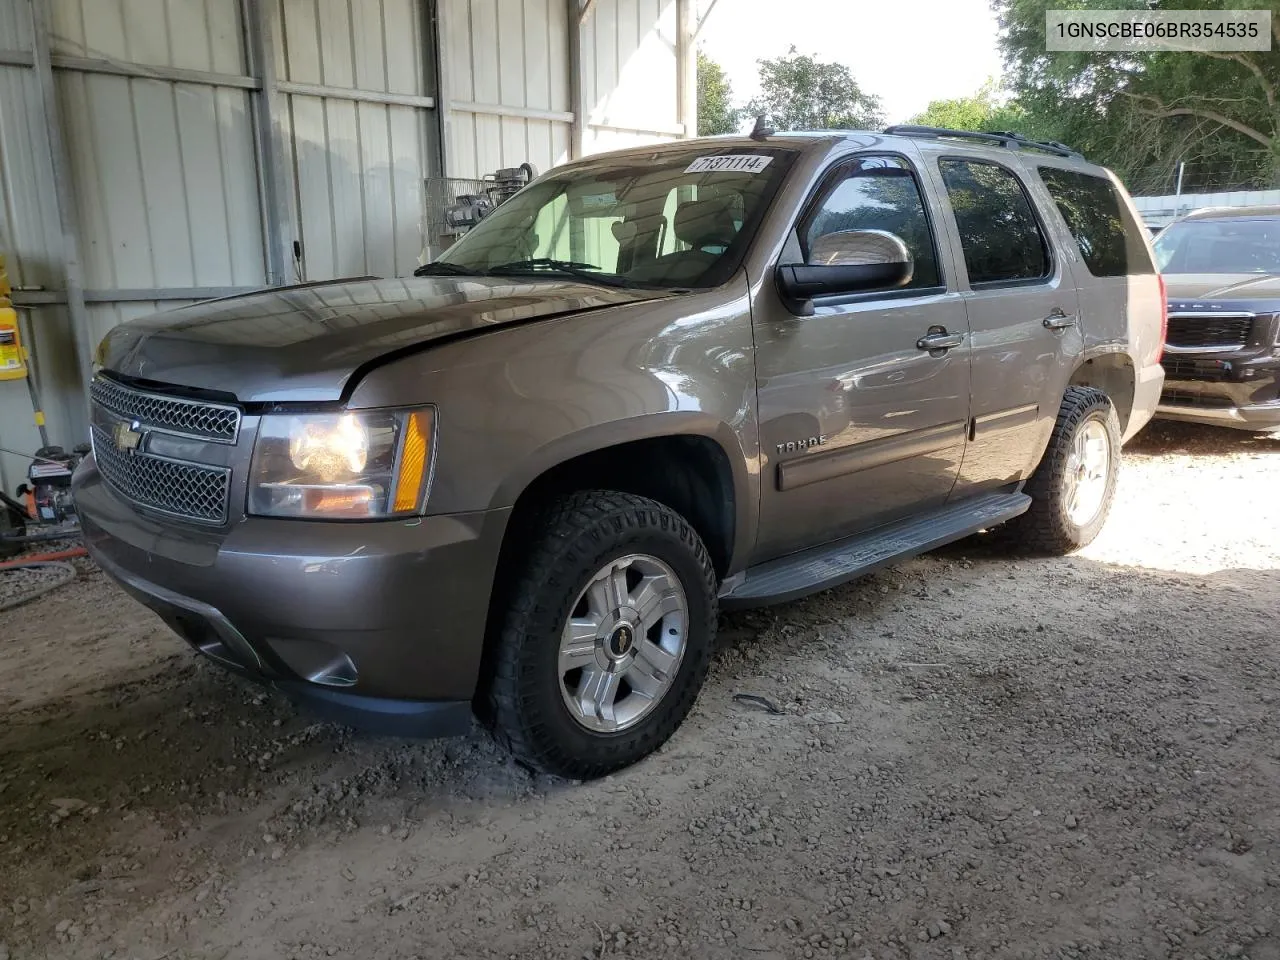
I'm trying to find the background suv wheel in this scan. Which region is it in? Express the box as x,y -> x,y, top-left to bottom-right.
486,491 -> 717,779
1006,386 -> 1121,554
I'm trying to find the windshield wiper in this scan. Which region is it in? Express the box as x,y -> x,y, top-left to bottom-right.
413,261 -> 478,277
484,258 -> 633,288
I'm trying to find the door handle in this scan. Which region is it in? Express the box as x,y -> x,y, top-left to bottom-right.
916,329 -> 965,352
1043,310 -> 1077,330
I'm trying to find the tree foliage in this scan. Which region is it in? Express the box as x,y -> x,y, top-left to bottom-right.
745,46 -> 884,132
995,0 -> 1280,192
697,51 -> 740,136
910,81 -> 1052,138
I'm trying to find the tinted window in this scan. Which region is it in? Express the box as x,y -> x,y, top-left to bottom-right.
1039,168 -> 1153,277
938,159 -> 1049,285
801,156 -> 940,290
1153,217 -> 1280,274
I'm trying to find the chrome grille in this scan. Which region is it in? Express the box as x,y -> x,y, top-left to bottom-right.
1165,314 -> 1253,351
91,425 -> 230,524
90,376 -> 241,442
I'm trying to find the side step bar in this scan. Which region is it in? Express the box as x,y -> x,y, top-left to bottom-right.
719,491 -> 1031,610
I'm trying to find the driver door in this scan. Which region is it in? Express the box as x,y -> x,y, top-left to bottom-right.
751,153 -> 972,562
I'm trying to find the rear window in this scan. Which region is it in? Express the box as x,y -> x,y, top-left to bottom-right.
1039,168 -> 1154,277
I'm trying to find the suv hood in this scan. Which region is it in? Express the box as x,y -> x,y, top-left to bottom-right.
99,276 -> 670,402
1165,273 -> 1280,301
1165,273 -> 1280,318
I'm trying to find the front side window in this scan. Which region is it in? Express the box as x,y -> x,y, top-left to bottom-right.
939,158 -> 1050,285
424,147 -> 797,289
799,156 -> 941,291
1152,217 -> 1280,274
1039,167 -> 1153,277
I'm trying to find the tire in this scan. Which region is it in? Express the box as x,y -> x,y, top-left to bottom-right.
1004,386 -> 1121,555
486,491 -> 717,779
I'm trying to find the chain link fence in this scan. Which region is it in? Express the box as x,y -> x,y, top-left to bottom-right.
1122,157 -> 1279,198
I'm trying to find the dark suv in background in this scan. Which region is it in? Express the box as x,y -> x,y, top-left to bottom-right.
1154,205 -> 1280,432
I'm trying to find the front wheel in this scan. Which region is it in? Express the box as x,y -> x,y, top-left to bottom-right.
1005,386 -> 1121,554
485,491 -> 718,779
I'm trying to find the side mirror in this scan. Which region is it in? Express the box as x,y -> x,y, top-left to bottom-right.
776,229 -> 914,304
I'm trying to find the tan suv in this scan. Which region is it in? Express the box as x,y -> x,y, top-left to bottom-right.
75,127 -> 1164,777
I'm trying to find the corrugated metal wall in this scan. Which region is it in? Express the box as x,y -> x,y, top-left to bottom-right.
443,0 -> 572,176
50,0 -> 265,345
442,0 -> 684,179
0,0 -> 692,491
275,0 -> 434,282
0,0 -> 79,487
581,0 -> 681,153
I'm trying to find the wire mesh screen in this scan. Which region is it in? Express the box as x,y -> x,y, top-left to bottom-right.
422,177 -> 489,257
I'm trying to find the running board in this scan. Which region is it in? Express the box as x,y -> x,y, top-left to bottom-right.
719,491 -> 1031,610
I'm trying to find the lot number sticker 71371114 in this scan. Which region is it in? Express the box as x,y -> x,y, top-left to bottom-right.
685,155 -> 774,174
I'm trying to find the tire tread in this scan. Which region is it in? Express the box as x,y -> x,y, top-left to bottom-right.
487,490 -> 717,779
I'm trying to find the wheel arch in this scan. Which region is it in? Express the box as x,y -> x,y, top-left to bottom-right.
1068,349 -> 1136,438
489,413 -> 754,578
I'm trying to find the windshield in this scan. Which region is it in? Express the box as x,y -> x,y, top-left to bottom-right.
1153,217 -> 1280,274
423,146 -> 798,289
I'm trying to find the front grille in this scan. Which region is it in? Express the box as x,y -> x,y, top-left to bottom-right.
1161,389 -> 1235,409
91,376 -> 241,442
1165,314 -> 1253,350
1162,356 -> 1229,381
91,425 -> 230,524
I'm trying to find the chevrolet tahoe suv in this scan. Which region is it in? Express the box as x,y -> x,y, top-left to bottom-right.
1153,205 -> 1280,432
75,127 -> 1164,778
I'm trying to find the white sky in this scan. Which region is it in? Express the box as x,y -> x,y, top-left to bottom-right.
697,0 -> 1006,127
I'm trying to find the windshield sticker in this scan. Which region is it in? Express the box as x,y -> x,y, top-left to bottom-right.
685,154 -> 773,175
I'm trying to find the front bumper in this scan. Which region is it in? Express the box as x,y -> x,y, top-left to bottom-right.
1155,398 -> 1280,430
1156,351 -> 1280,432
75,459 -> 510,736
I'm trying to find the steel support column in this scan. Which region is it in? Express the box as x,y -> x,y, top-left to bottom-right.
568,0 -> 588,158
26,0 -> 94,410
241,0 -> 294,287
676,0 -> 696,139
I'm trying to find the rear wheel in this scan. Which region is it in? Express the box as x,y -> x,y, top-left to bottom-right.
486,491 -> 717,779
1004,386 -> 1120,554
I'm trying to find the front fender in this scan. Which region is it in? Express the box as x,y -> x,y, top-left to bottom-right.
346,276 -> 762,570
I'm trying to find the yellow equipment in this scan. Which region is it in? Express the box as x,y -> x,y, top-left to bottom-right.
0,254 -> 28,381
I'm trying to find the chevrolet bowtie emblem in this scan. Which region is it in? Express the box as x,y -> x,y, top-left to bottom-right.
113,420 -> 144,453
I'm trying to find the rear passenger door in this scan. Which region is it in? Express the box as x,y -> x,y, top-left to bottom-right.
925,155 -> 1081,496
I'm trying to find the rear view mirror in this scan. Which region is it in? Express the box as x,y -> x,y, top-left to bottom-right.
776,229 -> 914,303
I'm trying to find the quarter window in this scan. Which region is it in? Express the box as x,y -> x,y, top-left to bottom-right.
1039,168 -> 1154,277
801,156 -> 941,291
938,159 -> 1050,285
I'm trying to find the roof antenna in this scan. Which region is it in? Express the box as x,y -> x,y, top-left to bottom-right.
749,114 -> 774,141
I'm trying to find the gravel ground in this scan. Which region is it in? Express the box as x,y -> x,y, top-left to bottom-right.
0,421 -> 1277,960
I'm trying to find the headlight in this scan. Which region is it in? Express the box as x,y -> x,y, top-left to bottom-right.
248,408 -> 434,519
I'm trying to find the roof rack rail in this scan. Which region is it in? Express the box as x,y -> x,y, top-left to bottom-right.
882,125 -> 1083,160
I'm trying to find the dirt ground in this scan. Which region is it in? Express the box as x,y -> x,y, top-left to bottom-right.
1,421 -> 1277,960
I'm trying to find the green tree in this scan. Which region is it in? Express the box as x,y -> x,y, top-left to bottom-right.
697,51 -> 739,136
910,81 -> 1041,136
996,0 -> 1280,191
745,46 -> 884,132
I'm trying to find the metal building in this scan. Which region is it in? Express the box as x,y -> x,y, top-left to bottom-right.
0,0 -> 698,487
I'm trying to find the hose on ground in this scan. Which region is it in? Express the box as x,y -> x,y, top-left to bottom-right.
1,528 -> 82,544
0,547 -> 89,612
